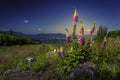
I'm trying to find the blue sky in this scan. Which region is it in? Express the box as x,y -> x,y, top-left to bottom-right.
0,0 -> 120,34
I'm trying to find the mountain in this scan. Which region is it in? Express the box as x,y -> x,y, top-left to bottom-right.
27,33 -> 66,43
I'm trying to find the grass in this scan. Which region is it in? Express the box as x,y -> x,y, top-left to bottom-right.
0,37 -> 120,79
0,44 -> 55,77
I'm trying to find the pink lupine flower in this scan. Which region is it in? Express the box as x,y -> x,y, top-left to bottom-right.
90,22 -> 96,35
66,35 -> 70,43
102,36 -> 107,47
57,49 -> 61,56
60,46 -> 64,57
57,47 -> 64,57
65,28 -> 70,43
78,34 -> 85,46
79,21 -> 84,35
73,9 -> 78,25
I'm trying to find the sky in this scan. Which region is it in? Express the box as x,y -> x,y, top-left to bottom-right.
0,0 -> 120,34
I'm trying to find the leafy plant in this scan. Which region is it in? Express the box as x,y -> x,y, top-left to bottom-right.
58,42 -> 93,75
17,59 -> 29,70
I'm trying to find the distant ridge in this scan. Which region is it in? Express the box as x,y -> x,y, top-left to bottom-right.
1,31 -> 97,43
0,31 -> 66,43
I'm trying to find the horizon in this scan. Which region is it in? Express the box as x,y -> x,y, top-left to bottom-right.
0,0 -> 120,34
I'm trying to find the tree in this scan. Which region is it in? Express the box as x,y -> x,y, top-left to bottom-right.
97,25 -> 107,40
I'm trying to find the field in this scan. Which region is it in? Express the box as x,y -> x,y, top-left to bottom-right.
0,37 -> 120,80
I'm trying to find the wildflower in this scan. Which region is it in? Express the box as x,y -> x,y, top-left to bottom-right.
89,36 -> 94,46
57,47 -> 64,57
102,36 -> 107,47
90,22 -> 96,35
66,36 -> 70,43
60,46 -> 64,57
79,21 -> 84,35
73,9 -> 78,25
72,9 -> 78,40
54,49 -> 57,53
65,28 -> 70,43
78,34 -> 85,46
57,49 -> 61,56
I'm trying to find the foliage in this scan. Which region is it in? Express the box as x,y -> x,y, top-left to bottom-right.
96,25 -> 107,41
17,59 -> 29,70
57,35 -> 120,79
107,30 -> 120,38
58,42 -> 93,75
31,54 -> 49,72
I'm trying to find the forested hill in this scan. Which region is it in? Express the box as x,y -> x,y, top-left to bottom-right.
107,30 -> 120,38
0,32 -> 41,46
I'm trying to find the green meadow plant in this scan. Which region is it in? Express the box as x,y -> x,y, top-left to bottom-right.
58,10 -> 97,76
57,9 -> 120,80
17,58 -> 29,70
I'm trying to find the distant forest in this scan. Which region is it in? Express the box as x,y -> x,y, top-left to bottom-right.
107,30 -> 120,38
0,32 -> 41,46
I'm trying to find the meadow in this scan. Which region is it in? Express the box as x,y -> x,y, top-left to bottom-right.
0,36 -> 120,80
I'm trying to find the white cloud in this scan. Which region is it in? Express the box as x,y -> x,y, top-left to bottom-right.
24,20 -> 29,23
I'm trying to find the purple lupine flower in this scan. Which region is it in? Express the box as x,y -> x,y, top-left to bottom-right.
73,9 -> 78,25
82,27 -> 84,35
89,22 -> 96,35
78,34 -> 85,46
79,22 -> 84,35
65,28 -> 70,43
66,35 -> 70,43
102,36 -> 107,47
60,46 -> 64,57
57,49 -> 61,56
57,47 -> 64,57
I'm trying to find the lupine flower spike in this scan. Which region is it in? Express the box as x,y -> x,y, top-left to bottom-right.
72,9 -> 78,40
102,36 -> 107,47
57,49 -> 61,56
65,28 -> 70,43
79,21 -> 84,35
73,9 -> 78,25
90,22 -> 96,35
60,46 -> 64,57
90,36 -> 94,46
78,34 -> 85,46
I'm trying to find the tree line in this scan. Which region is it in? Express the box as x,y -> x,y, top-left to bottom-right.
0,32 -> 41,46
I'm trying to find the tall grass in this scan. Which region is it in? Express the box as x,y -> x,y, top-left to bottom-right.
0,44 -> 53,77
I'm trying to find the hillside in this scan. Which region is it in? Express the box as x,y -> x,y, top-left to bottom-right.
108,30 -> 120,38
0,32 -> 41,46
1,31 -> 66,43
